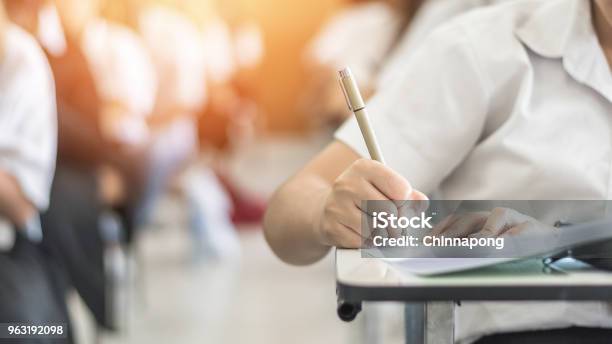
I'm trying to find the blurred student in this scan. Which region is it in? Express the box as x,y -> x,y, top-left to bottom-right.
266,0 -> 612,342
60,0 -> 158,325
82,1 -> 158,226
83,2 -> 156,149
5,0 -> 154,329
302,0 -> 425,127
137,2 -> 239,259
197,6 -> 266,225
0,2 -> 68,341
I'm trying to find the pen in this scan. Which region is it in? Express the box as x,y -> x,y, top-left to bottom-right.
338,67 -> 386,164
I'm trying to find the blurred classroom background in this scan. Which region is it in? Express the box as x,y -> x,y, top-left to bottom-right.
0,0 -> 434,342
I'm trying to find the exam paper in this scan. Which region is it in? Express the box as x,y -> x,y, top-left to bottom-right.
384,258 -> 514,276
381,218 -> 612,276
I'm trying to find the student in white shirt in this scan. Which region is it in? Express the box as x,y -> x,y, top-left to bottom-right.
137,4 -> 240,259
50,0 -> 156,210
139,4 -> 207,128
196,9 -> 267,226
81,16 -> 157,146
132,4 -> 203,227
8,0 -> 153,328
0,2 -> 56,239
265,0 -> 612,342
61,0 -> 162,227
0,3 -> 70,340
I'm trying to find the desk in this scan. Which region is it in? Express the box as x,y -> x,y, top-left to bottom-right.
335,249 -> 612,344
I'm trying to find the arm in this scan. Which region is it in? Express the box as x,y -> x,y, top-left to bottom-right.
264,141 -> 423,265
267,23 -> 491,265
0,170 -> 36,228
264,142 -> 357,265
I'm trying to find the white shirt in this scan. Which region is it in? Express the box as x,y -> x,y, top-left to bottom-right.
378,0 -> 514,86
307,2 -> 401,86
139,5 -> 207,112
0,25 -> 56,211
335,0 -> 612,342
82,19 -> 157,144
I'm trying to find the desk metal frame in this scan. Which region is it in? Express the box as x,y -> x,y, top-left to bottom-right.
335,249 -> 612,344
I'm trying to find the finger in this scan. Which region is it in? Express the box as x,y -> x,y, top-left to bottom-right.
338,203 -> 370,239
353,181 -> 399,238
355,179 -> 398,215
335,223 -> 364,248
394,191 -> 430,238
442,213 -> 488,238
411,190 -> 430,214
369,203 -> 402,238
385,224 -> 402,239
501,221 -> 554,237
397,190 -> 429,218
502,223 -> 531,237
480,208 -> 510,236
354,159 -> 413,200
432,214 -> 460,236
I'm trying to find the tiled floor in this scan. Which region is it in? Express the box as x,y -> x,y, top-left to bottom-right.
69,133 -> 381,344
98,223 -> 360,344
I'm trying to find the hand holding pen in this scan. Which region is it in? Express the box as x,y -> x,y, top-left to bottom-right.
311,68 -> 428,248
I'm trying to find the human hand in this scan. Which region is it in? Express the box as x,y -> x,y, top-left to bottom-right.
475,207 -> 555,237
432,207 -> 555,238
314,159 -> 427,248
0,170 -> 35,228
431,211 -> 489,238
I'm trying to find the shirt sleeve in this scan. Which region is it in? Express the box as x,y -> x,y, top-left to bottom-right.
334,23 -> 491,194
0,28 -> 57,210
